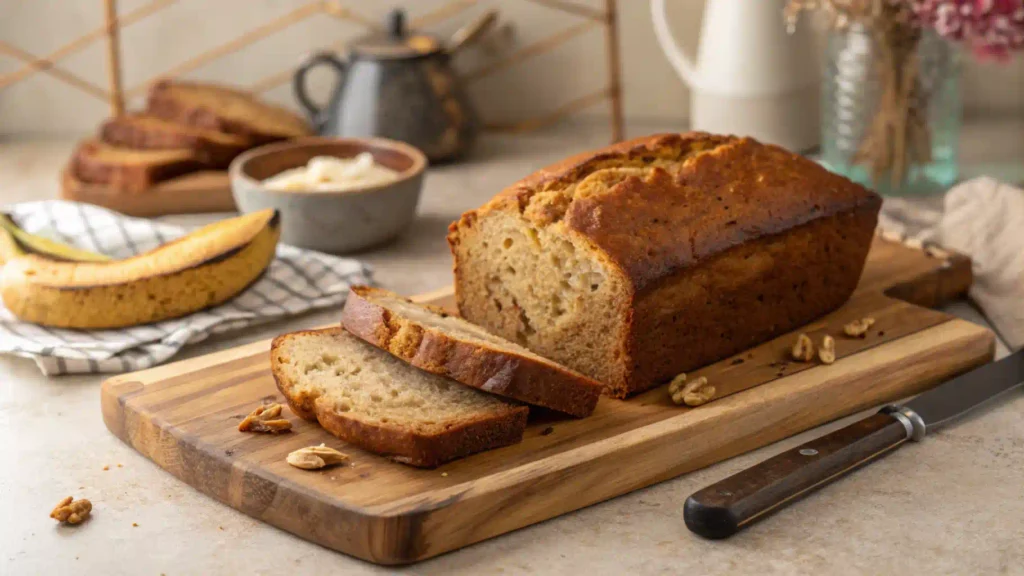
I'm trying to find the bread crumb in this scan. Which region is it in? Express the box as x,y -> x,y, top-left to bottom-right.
102,465 -> 109,471
50,496 -> 91,525
441,472 -> 449,477
117,464 -> 122,468
791,333 -> 815,362
132,523 -> 138,527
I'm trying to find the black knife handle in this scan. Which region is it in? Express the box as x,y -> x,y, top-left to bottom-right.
685,411 -> 912,539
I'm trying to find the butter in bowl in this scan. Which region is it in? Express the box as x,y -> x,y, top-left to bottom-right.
230,137 -> 427,253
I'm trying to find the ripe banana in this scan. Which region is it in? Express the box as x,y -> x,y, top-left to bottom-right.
1,209 -> 280,329
0,213 -> 110,264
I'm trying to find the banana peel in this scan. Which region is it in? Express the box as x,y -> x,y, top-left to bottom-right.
1,209 -> 280,329
0,213 -> 111,264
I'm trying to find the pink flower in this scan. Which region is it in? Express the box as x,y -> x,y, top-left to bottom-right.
911,0 -> 1024,60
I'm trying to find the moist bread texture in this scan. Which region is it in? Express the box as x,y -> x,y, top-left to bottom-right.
341,286 -> 602,417
100,114 -> 250,167
70,139 -> 206,193
447,132 -> 882,397
271,327 -> 529,467
147,80 -> 313,144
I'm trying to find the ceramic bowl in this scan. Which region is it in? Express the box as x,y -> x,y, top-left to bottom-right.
230,137 -> 427,254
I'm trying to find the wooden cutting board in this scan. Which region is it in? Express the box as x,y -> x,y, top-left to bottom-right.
101,237 -> 994,565
61,171 -> 236,217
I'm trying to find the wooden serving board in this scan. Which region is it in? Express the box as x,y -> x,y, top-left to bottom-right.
101,237 -> 994,565
61,171 -> 236,217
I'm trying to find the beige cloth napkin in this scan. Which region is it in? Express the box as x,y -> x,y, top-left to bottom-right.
879,177 -> 1024,349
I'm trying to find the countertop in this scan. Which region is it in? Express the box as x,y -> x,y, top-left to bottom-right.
2,119 -> 1023,575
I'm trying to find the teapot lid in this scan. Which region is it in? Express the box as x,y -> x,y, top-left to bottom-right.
351,9 -> 443,60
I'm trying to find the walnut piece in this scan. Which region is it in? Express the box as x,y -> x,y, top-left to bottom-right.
682,377 -> 715,407
238,403 -> 292,434
819,335 -> 836,365
843,318 -> 876,338
668,373 -> 715,406
287,444 -> 349,470
791,333 -> 815,362
50,496 -> 92,524
668,372 -> 688,404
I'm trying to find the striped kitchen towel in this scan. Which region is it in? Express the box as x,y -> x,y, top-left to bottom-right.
0,201 -> 372,375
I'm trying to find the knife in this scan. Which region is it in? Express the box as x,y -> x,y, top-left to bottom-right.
684,348 -> 1024,539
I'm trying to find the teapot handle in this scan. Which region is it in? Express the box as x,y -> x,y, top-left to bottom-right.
293,51 -> 347,133
650,0 -> 700,87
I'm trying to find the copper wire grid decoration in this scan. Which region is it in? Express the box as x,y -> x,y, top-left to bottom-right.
0,0 -> 624,142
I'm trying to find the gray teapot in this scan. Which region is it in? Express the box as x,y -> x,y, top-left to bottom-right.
293,9 -> 491,163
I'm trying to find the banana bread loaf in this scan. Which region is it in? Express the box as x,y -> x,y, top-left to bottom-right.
447,133 -> 882,398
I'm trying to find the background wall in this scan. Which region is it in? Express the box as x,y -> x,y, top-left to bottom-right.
1,0 -> 1021,137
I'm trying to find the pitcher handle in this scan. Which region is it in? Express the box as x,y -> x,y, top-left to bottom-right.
650,0 -> 700,87
293,51 -> 347,133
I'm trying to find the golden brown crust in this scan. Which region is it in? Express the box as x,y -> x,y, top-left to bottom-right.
146,80 -> 312,145
341,286 -> 602,417
70,139 -> 205,193
100,114 -> 250,168
454,132 -> 881,293
270,328 -> 529,468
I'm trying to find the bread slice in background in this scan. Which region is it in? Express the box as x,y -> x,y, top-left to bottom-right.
70,139 -> 206,193
100,114 -> 250,168
271,327 -> 529,468
342,286 -> 602,417
147,80 -> 313,145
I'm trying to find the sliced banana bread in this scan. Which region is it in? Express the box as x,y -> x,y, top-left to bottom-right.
342,286 -> 602,417
448,132 -> 881,398
270,327 -> 529,467
100,114 -> 250,167
70,139 -> 205,193
147,80 -> 313,144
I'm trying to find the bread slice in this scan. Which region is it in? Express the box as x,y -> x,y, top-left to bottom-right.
342,286 -> 602,417
100,114 -> 250,168
271,327 -> 529,467
147,80 -> 313,145
70,139 -> 205,193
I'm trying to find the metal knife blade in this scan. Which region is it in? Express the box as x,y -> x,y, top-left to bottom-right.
683,349 -> 1024,539
905,348 -> 1024,430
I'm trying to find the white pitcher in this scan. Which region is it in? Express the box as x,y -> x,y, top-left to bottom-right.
651,0 -> 820,152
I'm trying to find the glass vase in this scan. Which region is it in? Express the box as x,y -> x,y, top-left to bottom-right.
821,25 -> 962,197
